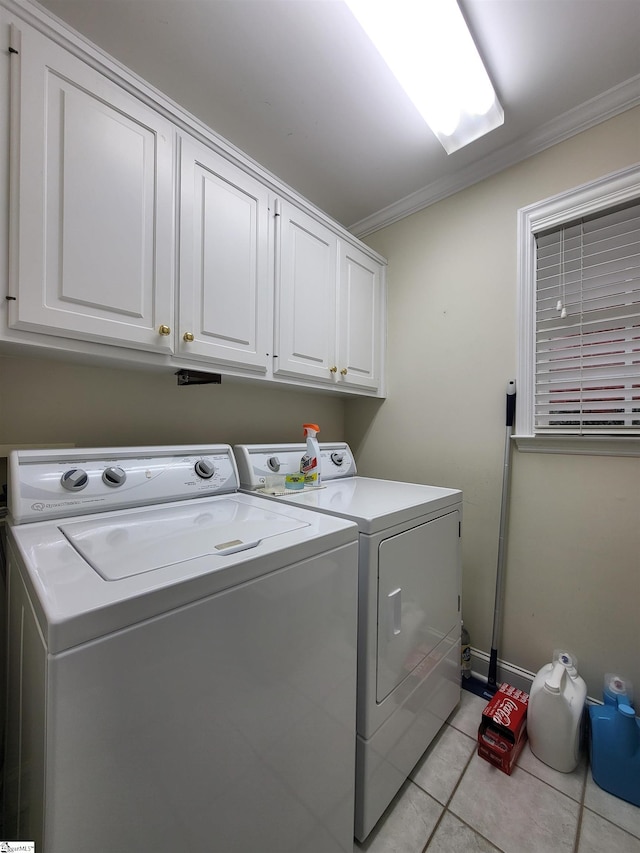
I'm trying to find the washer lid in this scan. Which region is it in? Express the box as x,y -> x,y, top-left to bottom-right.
9,491 -> 357,654
60,498 -> 308,579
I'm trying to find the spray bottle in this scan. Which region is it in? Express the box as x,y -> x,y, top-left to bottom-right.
300,423 -> 321,486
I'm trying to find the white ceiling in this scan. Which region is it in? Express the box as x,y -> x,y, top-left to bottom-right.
35,0 -> 640,235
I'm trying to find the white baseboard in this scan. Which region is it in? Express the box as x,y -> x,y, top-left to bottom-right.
469,649 -> 600,705
469,648 -> 535,694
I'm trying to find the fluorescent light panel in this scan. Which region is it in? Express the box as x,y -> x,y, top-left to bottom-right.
345,0 -> 504,154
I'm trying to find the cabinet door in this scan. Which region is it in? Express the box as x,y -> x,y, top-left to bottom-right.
337,242 -> 384,392
8,24 -> 175,353
274,201 -> 338,382
177,136 -> 270,371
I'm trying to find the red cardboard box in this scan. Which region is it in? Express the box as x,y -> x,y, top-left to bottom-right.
477,683 -> 529,775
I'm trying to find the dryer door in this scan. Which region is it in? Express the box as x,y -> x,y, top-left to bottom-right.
376,510 -> 460,703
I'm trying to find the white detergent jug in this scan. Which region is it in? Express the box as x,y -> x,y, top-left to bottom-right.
528,650 -> 587,773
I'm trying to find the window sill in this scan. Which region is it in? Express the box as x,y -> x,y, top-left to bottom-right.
512,435 -> 640,458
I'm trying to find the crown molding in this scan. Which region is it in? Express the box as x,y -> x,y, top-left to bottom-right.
349,74 -> 640,238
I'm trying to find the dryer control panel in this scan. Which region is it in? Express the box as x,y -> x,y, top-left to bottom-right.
234,442 -> 357,490
9,445 -> 239,523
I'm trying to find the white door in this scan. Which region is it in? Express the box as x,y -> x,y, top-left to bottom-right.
8,24 -> 175,353
274,201 -> 338,382
376,511 -> 460,702
178,136 -> 271,371
337,242 -> 383,392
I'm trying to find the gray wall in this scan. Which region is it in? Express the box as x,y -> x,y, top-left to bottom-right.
0,354 -> 345,449
2,107 -> 638,701
346,107 -> 640,698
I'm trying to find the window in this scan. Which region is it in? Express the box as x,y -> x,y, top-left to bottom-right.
516,164 -> 640,454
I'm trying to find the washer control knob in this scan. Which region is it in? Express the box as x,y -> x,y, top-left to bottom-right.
194,458 -> 215,479
102,466 -> 127,487
61,468 -> 89,491
267,456 -> 281,472
331,452 -> 345,466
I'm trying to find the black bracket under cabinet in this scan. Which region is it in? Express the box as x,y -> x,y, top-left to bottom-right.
176,369 -> 222,386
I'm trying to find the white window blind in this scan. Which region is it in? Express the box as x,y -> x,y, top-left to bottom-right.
534,200 -> 640,435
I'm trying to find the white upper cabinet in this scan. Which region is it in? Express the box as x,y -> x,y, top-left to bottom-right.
177,135 -> 271,372
274,200 -> 338,383
2,8 -> 387,396
7,24 -> 175,352
275,200 -> 385,393
337,242 -> 384,392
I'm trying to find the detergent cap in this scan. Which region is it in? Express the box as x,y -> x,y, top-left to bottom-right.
544,661 -> 565,694
303,423 -> 320,437
553,649 -> 579,677
604,673 -> 633,705
544,650 -> 579,694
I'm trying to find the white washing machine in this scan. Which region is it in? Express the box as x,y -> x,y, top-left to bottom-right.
233,442 -> 463,841
4,445 -> 359,853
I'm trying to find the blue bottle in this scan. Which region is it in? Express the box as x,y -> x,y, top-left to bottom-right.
589,675 -> 640,807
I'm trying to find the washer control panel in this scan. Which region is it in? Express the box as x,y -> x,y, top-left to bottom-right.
9,445 -> 239,524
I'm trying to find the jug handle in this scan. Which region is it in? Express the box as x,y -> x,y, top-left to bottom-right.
544,661 -> 565,694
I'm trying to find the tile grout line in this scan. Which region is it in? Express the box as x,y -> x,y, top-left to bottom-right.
581,804 -> 640,845
581,737 -> 640,843
444,698 -> 517,850
417,699 -> 640,851
420,729 -> 582,852
572,760 -> 589,853
515,759 -> 584,799
442,752 -> 583,853
419,742 -> 475,853
412,721 -> 471,852
439,699 -> 582,851
418,733 -> 509,853
434,708 -> 508,851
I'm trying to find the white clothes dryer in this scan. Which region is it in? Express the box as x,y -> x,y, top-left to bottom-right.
4,445 -> 359,853
233,442 -> 463,841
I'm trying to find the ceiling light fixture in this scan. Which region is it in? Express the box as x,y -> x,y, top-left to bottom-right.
345,0 -> 504,154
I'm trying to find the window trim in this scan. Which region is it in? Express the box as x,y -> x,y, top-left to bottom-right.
515,163 -> 640,455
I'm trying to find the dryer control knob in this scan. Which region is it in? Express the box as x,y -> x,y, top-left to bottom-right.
267,456 -> 281,472
331,452 -> 345,466
195,458 -> 215,479
61,468 -> 89,491
102,466 -> 127,487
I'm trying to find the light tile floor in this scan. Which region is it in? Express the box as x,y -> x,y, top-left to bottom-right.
355,690 -> 640,853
